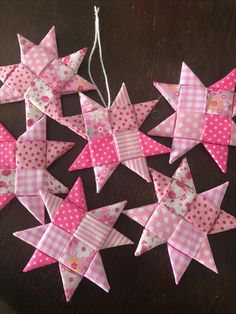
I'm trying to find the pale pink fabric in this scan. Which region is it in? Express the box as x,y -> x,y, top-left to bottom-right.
14,177 -> 132,301
70,84 -> 170,193
149,63 -> 236,172
0,116 -> 74,222
0,26 -> 94,131
125,158 -> 236,284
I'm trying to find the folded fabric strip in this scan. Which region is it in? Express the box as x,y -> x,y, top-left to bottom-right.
148,62 -> 236,172
68,83 -> 171,192
0,26 -> 95,129
14,177 -> 133,301
0,116 -> 74,223
124,158 -> 236,284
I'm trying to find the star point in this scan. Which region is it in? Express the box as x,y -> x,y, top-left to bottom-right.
149,63 -> 236,172
124,158 -> 236,283
0,116 -> 74,223
14,177 -> 133,301
69,84 -> 170,193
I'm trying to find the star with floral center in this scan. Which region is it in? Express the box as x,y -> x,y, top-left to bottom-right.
148,62 -> 236,172
0,116 -> 74,223
124,158 -> 236,284
0,26 -> 94,129
14,177 -> 133,301
68,83 -> 171,192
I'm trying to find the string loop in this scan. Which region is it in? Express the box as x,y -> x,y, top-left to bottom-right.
88,6 -> 111,108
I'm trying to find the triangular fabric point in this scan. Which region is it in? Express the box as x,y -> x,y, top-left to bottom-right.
44,171 -> 69,194
0,65 -> 16,82
148,113 -> 176,138
46,141 -> 74,167
59,263 -> 83,302
17,33 -> 35,63
69,144 -> 92,171
122,157 -> 151,182
149,167 -> 172,201
153,82 -> 179,110
66,177 -> 87,210
13,224 -> 49,247
85,253 -> 110,292
210,210 -> 236,234
39,190 -> 63,220
39,26 -> 58,57
79,92 -> 104,114
102,228 -> 133,249
180,62 -> 205,87
0,193 -> 15,210
135,228 -> 166,256
134,100 -> 157,127
200,182 -> 229,208
23,249 -> 57,272
111,83 -> 131,108
167,244 -> 192,284
139,132 -> 171,156
124,203 -> 157,227
203,143 -> 228,173
210,68 -> 236,92
94,163 -> 119,193
89,201 -> 127,227
0,123 -> 15,141
194,238 -> 218,273
172,158 -> 196,191
57,114 -> 87,139
169,138 -> 199,164
19,116 -> 46,141
18,196 -> 45,224
61,48 -> 87,73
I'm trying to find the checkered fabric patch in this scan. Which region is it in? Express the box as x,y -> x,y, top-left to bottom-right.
168,219 -> 206,259
15,169 -> 44,196
37,223 -> 71,260
113,129 -> 143,161
178,85 -> 207,112
74,214 -> 111,250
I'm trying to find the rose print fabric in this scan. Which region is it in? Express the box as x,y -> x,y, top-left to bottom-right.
124,158 -> 236,284
0,116 -> 74,223
14,177 -> 133,301
0,26 -> 94,129
69,83 -> 170,193
148,62 -> 236,172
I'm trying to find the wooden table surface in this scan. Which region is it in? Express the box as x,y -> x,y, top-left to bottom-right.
1,0 -> 236,313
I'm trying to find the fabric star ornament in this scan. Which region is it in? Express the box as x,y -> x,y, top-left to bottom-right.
124,158 -> 236,284
148,62 -> 236,172
14,177 -> 133,301
0,26 -> 94,129
68,83 -> 170,192
0,116 -> 74,223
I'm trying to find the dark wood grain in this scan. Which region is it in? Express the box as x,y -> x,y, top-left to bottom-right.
1,0 -> 236,313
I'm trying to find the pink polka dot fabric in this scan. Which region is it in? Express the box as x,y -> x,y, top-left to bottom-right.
14,177 -> 132,301
124,158 -> 236,284
0,117 -> 74,221
0,26 -> 95,132
70,83 -> 170,193
149,62 -> 236,172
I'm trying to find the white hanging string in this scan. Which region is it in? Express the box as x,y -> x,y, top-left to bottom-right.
88,6 -> 111,108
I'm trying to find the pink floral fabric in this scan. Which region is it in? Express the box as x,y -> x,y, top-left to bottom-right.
149,63 -> 236,172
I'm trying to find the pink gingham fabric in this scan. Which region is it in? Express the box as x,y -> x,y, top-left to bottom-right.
124,158 -> 236,284
14,177 -> 133,302
69,84 -> 170,193
0,26 -> 94,130
149,62 -> 236,172
0,116 -> 74,223
37,224 -> 71,260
